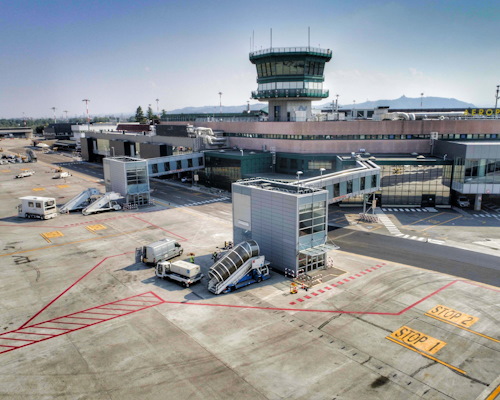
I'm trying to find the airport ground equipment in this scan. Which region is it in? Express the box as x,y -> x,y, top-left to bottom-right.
208,240 -> 270,294
136,238 -> 184,266
15,170 -> 35,178
59,188 -> 101,213
52,171 -> 71,179
82,192 -> 123,216
18,196 -> 58,219
25,149 -> 37,162
155,260 -> 203,287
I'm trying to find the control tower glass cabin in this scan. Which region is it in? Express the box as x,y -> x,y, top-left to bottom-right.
249,47 -> 332,122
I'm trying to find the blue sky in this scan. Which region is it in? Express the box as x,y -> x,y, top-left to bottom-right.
1,0 -> 498,118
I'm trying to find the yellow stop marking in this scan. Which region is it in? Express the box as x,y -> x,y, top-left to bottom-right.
32,187 -> 45,191
57,184 -> 69,188
425,305 -> 479,328
86,224 -> 107,233
388,326 -> 446,355
1,170 -> 10,173
40,231 -> 64,243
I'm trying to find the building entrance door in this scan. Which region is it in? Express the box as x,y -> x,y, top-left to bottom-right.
421,194 -> 435,207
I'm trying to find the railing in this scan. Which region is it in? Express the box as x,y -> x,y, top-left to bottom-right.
250,47 -> 332,57
251,89 -> 329,99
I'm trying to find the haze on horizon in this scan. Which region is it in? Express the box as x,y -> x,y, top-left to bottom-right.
1,0 -> 498,119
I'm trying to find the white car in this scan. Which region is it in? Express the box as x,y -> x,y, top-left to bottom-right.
181,177 -> 192,183
456,196 -> 470,207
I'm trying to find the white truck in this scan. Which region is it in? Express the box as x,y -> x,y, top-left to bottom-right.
18,196 -> 58,219
136,238 -> 184,266
155,260 -> 203,287
52,171 -> 71,179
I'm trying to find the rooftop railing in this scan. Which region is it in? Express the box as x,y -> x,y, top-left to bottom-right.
251,88 -> 329,99
250,47 -> 332,57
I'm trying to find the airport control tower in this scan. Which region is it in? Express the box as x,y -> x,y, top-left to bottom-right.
249,46 -> 332,122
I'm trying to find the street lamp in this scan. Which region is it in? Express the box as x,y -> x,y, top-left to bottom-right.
319,167 -> 326,177
296,170 -> 303,185
353,100 -> 356,119
495,85 -> 499,119
421,92 -> 424,109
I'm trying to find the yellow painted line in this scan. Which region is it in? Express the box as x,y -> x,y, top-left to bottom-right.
404,212 -> 446,226
486,384 -> 500,400
425,313 -> 499,343
1,169 -> 11,173
389,325 -> 446,354
40,231 -> 63,243
86,224 -> 107,234
0,227 -> 151,257
56,184 -> 69,188
32,187 -> 45,191
386,336 -> 466,375
418,215 -> 463,232
426,305 -> 479,327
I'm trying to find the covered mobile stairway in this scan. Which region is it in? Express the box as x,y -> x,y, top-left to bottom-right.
208,240 -> 267,295
60,188 -> 101,213
82,192 -> 123,215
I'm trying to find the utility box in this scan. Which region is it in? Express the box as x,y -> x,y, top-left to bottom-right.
18,196 -> 58,219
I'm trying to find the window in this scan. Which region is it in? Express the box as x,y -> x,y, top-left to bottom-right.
151,164 -> 158,174
36,202 -> 41,208
360,177 -> 365,191
188,158 -> 193,168
164,162 -> 170,171
346,180 -> 353,193
176,160 -> 182,170
28,202 -> 34,207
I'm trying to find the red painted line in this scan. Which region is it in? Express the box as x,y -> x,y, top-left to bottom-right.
0,337 -> 35,342
365,269 -> 372,272
312,293 -> 318,296
29,326 -> 70,331
64,316 -> 106,321
80,311 -> 123,316
108,303 -> 145,307
14,331 -> 53,337
304,295 -> 311,299
318,289 -> 325,293
360,271 -> 366,275
343,279 -> 350,282
325,287 -> 331,290
289,302 -> 296,305
297,298 -> 304,302
18,252 -> 134,329
396,280 -> 457,315
349,276 -> 355,279
132,216 -> 188,241
337,281 -> 343,285
49,321 -> 89,326
355,274 -> 361,277
97,307 -> 139,312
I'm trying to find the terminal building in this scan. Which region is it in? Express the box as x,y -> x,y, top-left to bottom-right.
79,45 -> 500,210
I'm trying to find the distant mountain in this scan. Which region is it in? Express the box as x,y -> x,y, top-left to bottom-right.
318,96 -> 476,110
167,103 -> 267,114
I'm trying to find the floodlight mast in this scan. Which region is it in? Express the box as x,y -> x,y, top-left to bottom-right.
82,99 -> 90,124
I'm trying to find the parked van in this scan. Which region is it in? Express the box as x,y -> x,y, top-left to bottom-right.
136,238 -> 183,266
456,196 -> 470,208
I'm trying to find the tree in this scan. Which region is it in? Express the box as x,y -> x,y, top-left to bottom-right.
135,106 -> 146,123
147,105 -> 154,121
160,109 -> 168,120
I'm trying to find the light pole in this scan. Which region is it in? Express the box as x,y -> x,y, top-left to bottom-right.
353,100 -> 356,119
335,94 -> 339,120
51,107 -> 57,123
421,92 -> 424,109
495,85 -> 499,119
155,98 -> 159,114
218,92 -> 223,115
64,110 -> 68,121
111,146 -> 115,157
296,171 -> 303,186
319,167 -> 326,188
82,99 -> 90,129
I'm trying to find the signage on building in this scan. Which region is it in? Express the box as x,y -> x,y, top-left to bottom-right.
464,108 -> 500,116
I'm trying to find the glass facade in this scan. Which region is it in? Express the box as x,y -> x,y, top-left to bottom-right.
453,158 -> 500,184
299,201 -> 326,237
378,164 -> 452,206
256,60 -> 325,78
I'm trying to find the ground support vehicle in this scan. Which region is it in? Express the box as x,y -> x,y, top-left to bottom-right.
59,188 -> 101,213
155,260 -> 203,287
53,171 -> 71,179
18,196 -> 58,219
15,170 -> 35,178
208,240 -> 270,294
136,238 -> 184,266
82,192 -> 123,215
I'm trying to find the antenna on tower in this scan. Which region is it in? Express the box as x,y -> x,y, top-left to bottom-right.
308,27 -> 310,50
51,107 -> 57,123
270,28 -> 272,49
82,99 -> 90,125
64,110 -> 68,121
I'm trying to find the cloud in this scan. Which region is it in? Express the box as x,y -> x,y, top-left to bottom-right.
144,66 -> 151,73
409,67 -> 423,78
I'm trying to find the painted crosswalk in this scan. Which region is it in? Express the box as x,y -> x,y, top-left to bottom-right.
375,209 -> 443,244
178,197 -> 230,208
382,207 -> 438,213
